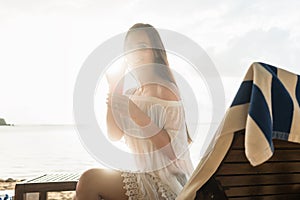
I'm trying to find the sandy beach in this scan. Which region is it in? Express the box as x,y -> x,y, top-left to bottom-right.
0,180 -> 76,200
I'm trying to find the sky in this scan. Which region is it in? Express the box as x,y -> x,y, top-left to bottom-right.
0,0 -> 300,125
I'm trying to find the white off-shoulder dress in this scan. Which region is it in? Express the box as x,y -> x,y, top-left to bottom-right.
119,90 -> 194,200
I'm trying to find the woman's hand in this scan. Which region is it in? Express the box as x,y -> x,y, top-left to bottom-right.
106,93 -> 151,127
105,63 -> 126,94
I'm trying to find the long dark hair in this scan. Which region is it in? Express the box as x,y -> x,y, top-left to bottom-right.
124,23 -> 192,144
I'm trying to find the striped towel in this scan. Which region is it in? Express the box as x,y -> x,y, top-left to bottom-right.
176,62 -> 300,200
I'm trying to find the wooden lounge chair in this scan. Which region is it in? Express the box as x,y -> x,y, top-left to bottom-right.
195,130 -> 300,200
14,173 -> 81,200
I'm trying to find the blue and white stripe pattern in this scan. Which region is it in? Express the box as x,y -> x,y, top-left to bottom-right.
231,62 -> 300,165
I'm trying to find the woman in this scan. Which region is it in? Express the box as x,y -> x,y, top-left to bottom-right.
75,23 -> 194,200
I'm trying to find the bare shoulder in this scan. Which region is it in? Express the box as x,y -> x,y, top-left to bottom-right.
154,84 -> 181,101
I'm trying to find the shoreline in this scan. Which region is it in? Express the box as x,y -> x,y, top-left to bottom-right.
0,178 -> 22,191
0,180 -> 75,200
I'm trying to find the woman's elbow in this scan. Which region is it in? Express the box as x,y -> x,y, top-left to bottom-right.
107,127 -> 124,141
108,134 -> 123,141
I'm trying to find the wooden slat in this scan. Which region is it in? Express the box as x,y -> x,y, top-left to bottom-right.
224,149 -> 300,163
228,193 -> 300,200
273,139 -> 300,149
16,182 -> 77,192
230,131 -> 300,149
218,162 -> 300,175
26,173 -> 81,183
224,183 -> 300,197
216,173 -> 300,186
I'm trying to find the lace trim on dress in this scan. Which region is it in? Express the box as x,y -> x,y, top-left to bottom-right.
121,172 -> 177,200
121,172 -> 144,200
149,173 -> 177,200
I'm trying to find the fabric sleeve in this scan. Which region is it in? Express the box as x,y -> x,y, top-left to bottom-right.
163,105 -> 190,160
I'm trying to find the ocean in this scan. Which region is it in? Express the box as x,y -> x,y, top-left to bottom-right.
0,125 -> 101,180
0,124 -> 215,180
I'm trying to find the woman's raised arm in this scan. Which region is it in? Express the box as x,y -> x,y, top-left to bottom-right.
106,95 -> 124,141
105,63 -> 126,141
